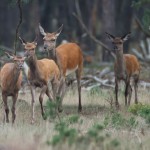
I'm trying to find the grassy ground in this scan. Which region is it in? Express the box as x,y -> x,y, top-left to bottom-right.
0,84 -> 150,150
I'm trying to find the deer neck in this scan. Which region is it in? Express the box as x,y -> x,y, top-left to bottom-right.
27,55 -> 40,77
115,47 -> 126,79
48,48 -> 62,71
48,48 -> 58,63
10,65 -> 21,90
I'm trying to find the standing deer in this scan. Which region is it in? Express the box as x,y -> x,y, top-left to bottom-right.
39,24 -> 83,112
106,32 -> 140,109
0,52 -> 26,123
19,37 -> 60,123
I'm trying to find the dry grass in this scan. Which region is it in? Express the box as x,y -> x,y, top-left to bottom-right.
0,85 -> 150,150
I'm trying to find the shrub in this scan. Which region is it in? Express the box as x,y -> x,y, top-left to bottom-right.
128,103 -> 150,124
45,99 -> 120,149
89,86 -> 101,96
128,103 -> 144,115
103,112 -> 138,129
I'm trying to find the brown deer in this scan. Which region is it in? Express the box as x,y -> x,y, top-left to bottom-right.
0,52 -> 26,123
19,37 -> 60,123
105,32 -> 140,109
39,24 -> 83,112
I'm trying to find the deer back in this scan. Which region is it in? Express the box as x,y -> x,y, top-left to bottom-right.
124,54 -> 140,77
56,43 -> 83,75
28,58 -> 60,84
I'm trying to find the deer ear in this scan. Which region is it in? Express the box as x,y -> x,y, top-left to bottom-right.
19,36 -> 26,45
55,24 -> 63,37
5,52 -> 14,59
105,32 -> 115,41
34,42 -> 37,46
39,23 -> 46,36
34,35 -> 38,45
121,32 -> 131,41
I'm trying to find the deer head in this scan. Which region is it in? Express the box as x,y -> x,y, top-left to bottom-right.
19,36 -> 38,58
5,52 -> 26,70
39,24 -> 63,52
105,32 -> 131,52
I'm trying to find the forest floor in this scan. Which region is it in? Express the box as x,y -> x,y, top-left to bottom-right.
0,84 -> 150,150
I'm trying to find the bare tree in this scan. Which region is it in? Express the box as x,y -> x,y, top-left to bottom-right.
101,0 -> 116,61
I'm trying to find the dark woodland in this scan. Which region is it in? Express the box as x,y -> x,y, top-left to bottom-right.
0,0 -> 150,62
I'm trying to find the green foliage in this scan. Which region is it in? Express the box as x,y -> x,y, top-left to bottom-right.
51,121 -> 78,146
111,113 -> 126,128
82,123 -> 120,149
47,114 -> 120,149
49,115 -> 80,146
44,96 -> 63,121
142,9 -> 150,30
132,0 -> 150,9
103,112 -> 138,129
126,117 -> 139,128
128,103 -> 150,124
45,100 -> 58,120
128,103 -> 143,115
110,139 -> 120,147
46,97 -> 121,149
45,104 -> 81,146
132,0 -> 150,31
67,115 -> 80,124
87,124 -> 104,136
89,86 -> 101,96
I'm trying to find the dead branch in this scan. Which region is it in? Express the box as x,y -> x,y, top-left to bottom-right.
14,0 -> 23,55
0,45 -> 14,53
135,15 -> 150,37
73,0 -> 116,59
131,48 -> 144,61
98,67 -> 111,78
84,75 -> 115,88
131,38 -> 150,63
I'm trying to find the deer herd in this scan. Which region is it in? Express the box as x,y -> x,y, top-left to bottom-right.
0,24 -> 141,124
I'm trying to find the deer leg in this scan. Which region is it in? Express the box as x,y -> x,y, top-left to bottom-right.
115,78 -> 119,109
12,93 -> 18,124
59,80 -> 66,112
51,79 -> 59,100
46,87 -> 53,101
57,77 -> 66,112
76,69 -> 82,112
57,77 -> 65,96
39,85 -> 47,119
30,85 -> 35,124
125,84 -> 128,106
134,77 -> 139,104
127,84 -> 132,106
125,78 -> 130,107
2,93 -> 9,123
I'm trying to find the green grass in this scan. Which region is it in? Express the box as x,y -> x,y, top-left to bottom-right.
0,86 -> 150,150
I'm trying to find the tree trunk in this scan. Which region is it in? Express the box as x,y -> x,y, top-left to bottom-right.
115,0 -> 133,53
101,0 -> 115,61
